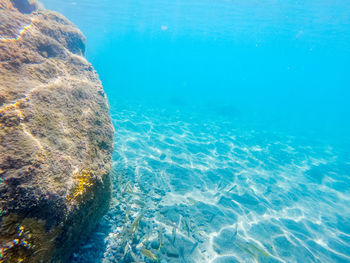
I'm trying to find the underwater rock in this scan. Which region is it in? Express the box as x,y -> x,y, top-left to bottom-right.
0,1 -> 114,262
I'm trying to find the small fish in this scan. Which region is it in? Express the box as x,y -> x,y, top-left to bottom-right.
178,215 -> 182,229
117,173 -> 123,183
233,224 -> 238,237
171,224 -> 177,245
227,185 -> 237,192
208,213 -> 216,223
125,212 -> 130,222
123,181 -> 131,193
128,243 -> 140,262
157,226 -> 163,251
187,197 -> 198,205
109,169 -> 118,178
134,199 -> 146,207
217,179 -> 224,190
123,243 -> 129,257
141,248 -> 158,261
239,245 -> 258,261
183,218 -> 191,237
120,224 -> 128,236
33,248 -> 49,255
179,245 -> 185,259
237,242 -> 269,260
140,232 -> 150,247
214,192 -> 221,198
130,213 -> 144,234
126,187 -> 134,194
190,242 -> 198,254
247,243 -> 269,258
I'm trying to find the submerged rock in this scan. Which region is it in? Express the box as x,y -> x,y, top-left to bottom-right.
0,0 -> 114,262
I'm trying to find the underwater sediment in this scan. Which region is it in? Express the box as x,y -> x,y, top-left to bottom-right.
0,0 -> 114,262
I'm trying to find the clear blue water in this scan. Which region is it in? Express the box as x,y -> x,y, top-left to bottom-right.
42,0 -> 350,262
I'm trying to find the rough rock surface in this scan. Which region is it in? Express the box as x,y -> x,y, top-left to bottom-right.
0,0 -> 114,262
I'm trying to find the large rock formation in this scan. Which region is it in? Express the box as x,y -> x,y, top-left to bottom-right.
0,0 -> 114,262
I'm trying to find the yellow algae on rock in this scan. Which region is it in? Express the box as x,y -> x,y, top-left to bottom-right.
67,170 -> 94,202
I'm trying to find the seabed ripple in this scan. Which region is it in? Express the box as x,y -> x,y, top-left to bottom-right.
72,102 -> 350,263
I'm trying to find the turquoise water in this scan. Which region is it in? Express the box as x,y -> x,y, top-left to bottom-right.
42,0 -> 350,262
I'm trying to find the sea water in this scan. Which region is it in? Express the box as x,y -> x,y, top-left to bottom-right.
41,0 -> 350,262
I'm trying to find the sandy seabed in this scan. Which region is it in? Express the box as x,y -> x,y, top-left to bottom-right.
72,101 -> 350,263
